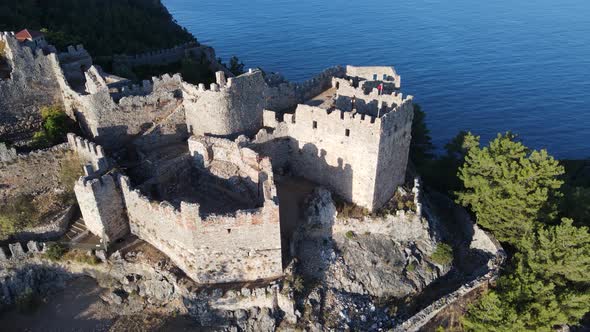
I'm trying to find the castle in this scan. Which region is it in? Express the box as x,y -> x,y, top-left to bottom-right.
0,30 -> 414,284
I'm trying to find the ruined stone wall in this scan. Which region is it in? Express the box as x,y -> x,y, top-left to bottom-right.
345,65 -> 401,88
66,133 -> 109,176
57,45 -> 92,85
71,69 -> 186,150
264,66 -> 346,111
120,174 -> 282,284
115,139 -> 282,283
373,98 -> 414,208
184,70 -> 267,138
112,42 -> 231,76
74,173 -> 129,244
0,32 -> 64,143
333,77 -> 405,108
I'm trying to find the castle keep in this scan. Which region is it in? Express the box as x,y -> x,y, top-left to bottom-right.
0,30 -> 414,284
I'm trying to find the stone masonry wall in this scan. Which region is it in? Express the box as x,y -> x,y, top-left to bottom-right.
120,175 -> 282,284
345,65 -> 401,88
66,133 -> 109,176
256,105 -> 382,210
373,97 -> 414,208
74,173 -> 129,244
0,32 -> 64,143
264,66 -> 346,111
112,42 -> 231,77
71,68 -> 186,150
57,44 -> 92,85
184,70 -> 267,138
119,139 -> 282,283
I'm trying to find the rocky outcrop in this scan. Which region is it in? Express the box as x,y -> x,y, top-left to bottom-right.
294,188 -> 448,300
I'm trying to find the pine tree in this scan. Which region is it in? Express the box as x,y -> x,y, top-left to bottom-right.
455,132 -> 564,245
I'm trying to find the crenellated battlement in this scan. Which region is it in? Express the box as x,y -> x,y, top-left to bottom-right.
66,133 -> 109,176
345,65 -> 401,88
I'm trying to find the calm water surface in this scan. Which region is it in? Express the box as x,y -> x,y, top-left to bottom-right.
164,0 -> 590,158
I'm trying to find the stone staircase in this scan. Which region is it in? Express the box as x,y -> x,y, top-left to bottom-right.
63,219 -> 89,242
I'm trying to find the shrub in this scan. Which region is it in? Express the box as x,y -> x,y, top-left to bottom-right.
0,194 -> 39,239
430,243 -> 453,265
345,230 -> 355,239
406,261 -> 417,272
32,105 -> 75,148
44,243 -> 67,261
335,197 -> 369,219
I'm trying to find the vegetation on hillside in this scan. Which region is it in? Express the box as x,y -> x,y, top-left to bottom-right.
410,107 -> 590,330
32,105 -> 77,148
0,0 -> 195,56
123,55 -> 216,85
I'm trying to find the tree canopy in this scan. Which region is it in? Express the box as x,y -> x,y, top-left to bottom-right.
456,132 -> 564,245
0,0 -> 195,56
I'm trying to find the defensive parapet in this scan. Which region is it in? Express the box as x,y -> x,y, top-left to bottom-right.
69,67 -> 186,149
112,41 -> 231,77
74,173 -> 129,246
264,65 -> 346,111
57,44 -> 92,85
0,32 -> 65,143
345,65 -> 401,89
66,133 -> 109,176
118,137 -> 282,283
255,91 -> 414,210
184,69 -> 268,138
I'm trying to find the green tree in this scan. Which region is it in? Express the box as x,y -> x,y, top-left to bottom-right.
228,56 -> 245,76
464,219 -> 590,331
462,291 -> 524,332
456,133 -> 564,245
523,218 -> 590,285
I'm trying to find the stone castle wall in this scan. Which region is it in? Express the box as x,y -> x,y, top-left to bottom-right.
120,175 -> 282,284
184,70 -> 268,138
70,68 -> 187,150
374,97 -> 414,208
0,32 -> 65,143
256,104 -> 382,209
112,42 -> 231,76
120,137 -> 282,283
345,65 -> 401,88
264,66 -> 346,111
57,44 -> 92,85
66,133 -> 109,176
74,173 -> 129,244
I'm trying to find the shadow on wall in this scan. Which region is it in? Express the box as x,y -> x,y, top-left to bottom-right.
247,137 -> 354,206
294,142 -> 353,204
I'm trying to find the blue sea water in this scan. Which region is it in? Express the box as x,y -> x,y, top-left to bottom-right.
163,0 -> 590,158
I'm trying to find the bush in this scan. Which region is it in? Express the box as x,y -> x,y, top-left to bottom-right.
32,105 -> 75,148
345,230 -> 355,239
335,197 -> 369,219
430,243 -> 453,265
0,194 -> 39,239
44,243 -> 67,261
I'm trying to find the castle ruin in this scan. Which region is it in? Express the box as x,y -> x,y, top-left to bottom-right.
0,30 -> 415,284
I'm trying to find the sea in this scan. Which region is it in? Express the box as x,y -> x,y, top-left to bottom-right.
163,0 -> 590,159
